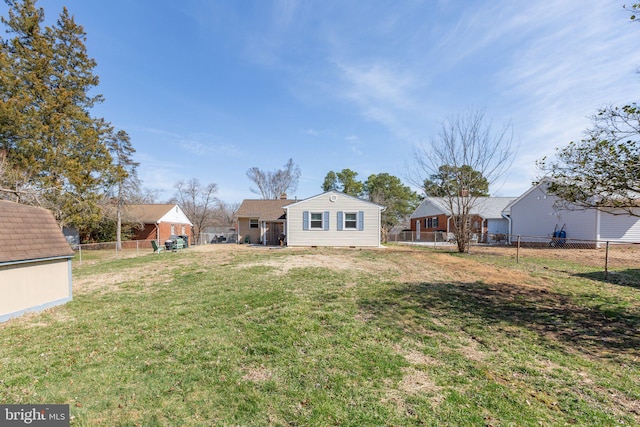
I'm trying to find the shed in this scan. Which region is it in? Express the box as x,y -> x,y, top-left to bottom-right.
0,201 -> 74,323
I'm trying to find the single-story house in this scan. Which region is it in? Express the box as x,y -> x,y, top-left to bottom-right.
124,204 -> 193,244
284,191 -> 385,247
0,201 -> 74,323
236,196 -> 296,245
503,180 -> 640,244
410,197 -> 516,243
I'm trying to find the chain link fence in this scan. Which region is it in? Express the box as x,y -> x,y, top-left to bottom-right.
71,239 -> 189,264
388,231 -> 640,284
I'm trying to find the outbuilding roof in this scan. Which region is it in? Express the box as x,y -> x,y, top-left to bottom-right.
0,201 -> 74,264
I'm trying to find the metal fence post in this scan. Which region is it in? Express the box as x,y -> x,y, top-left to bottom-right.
604,241 -> 610,280
516,235 -> 520,263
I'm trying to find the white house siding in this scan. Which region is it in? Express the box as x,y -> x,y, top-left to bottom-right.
599,210 -> 640,242
286,192 -> 382,247
0,259 -> 72,323
486,218 -> 509,235
158,205 -> 193,225
509,185 -> 598,241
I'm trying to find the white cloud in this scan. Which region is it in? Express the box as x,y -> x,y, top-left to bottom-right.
333,60 -> 423,140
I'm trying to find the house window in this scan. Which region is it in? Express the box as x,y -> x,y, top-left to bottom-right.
427,217 -> 438,229
344,212 -> 357,229
181,225 -> 185,234
338,210 -> 364,231
250,219 -> 259,229
310,212 -> 323,229
171,224 -> 175,234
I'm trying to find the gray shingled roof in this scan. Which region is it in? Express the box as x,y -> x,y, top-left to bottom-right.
411,197 -> 516,220
236,199 -> 296,221
0,201 -> 74,264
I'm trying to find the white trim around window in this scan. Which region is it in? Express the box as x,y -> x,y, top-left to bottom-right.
310,212 -> 323,229
344,212 -> 357,229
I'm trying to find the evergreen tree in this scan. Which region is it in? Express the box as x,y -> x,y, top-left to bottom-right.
0,0 -> 112,231
364,173 -> 420,232
423,165 -> 489,197
321,168 -> 363,197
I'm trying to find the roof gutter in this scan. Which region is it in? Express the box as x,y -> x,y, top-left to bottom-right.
0,255 -> 74,268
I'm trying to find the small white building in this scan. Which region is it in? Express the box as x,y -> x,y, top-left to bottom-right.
0,201 -> 74,323
503,180 -> 640,244
284,191 -> 385,247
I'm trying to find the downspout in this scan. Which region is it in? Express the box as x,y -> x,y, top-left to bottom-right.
285,208 -> 290,246
595,209 -> 601,249
501,212 -> 512,245
379,206 -> 386,247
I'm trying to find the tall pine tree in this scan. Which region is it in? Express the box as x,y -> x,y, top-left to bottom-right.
0,0 -> 112,233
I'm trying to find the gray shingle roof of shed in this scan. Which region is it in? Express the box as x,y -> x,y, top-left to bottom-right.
0,201 -> 74,263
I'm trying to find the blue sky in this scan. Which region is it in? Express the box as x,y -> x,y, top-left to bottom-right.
4,1 -> 639,203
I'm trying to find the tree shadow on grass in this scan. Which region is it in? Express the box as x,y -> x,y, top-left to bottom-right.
361,280 -> 640,357
575,269 -> 640,290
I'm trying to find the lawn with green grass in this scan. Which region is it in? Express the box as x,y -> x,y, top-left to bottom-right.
1,245 -> 638,426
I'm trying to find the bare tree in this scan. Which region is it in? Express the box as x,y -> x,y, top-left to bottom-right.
212,200 -> 240,226
411,110 -> 516,252
173,178 -> 219,244
105,129 -> 139,251
246,158 -> 301,199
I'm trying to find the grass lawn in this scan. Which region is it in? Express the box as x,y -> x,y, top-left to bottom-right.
1,244 -> 639,426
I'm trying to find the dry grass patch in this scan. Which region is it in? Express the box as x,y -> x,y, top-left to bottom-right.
241,365 -> 274,383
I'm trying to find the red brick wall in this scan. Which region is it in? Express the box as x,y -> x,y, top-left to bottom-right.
411,214 -> 449,232
132,224 -> 157,241
411,214 -> 486,234
132,222 -> 193,243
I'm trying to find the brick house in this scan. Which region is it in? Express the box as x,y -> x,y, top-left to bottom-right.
410,197 -> 515,243
124,204 -> 193,245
